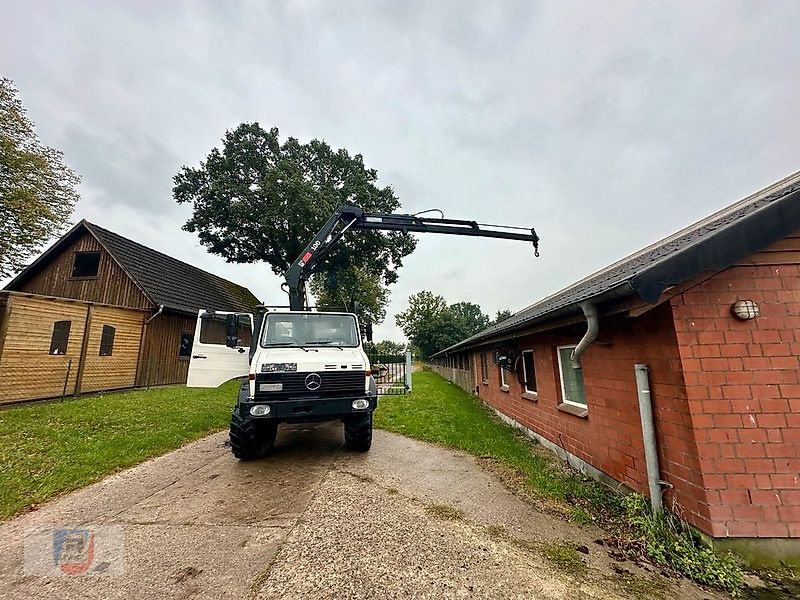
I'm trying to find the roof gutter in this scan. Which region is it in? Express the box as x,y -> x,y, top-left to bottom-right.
569,301 -> 598,369
145,304 -> 164,324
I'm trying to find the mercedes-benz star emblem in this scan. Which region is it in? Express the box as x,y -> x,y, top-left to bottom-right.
305,373 -> 322,391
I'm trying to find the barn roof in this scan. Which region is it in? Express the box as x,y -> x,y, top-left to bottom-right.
5,220 -> 260,316
434,170 -> 800,356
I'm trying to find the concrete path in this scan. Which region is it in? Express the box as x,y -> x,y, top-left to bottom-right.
0,424 -> 723,599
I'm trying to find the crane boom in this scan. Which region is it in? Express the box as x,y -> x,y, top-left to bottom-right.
284,204 -> 540,311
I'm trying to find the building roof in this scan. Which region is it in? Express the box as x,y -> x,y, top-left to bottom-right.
435,170 -> 800,356
5,220 -> 260,315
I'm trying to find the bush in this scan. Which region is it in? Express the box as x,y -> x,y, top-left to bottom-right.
623,494 -> 743,593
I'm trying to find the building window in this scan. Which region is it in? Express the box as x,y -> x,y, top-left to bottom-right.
499,365 -> 509,390
49,320 -> 71,355
99,325 -> 115,356
178,333 -> 194,358
522,350 -> 537,395
480,353 -> 489,383
556,345 -> 587,407
71,251 -> 101,278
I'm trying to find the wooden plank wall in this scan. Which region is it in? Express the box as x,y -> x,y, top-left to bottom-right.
137,312 -> 196,386
79,306 -> 146,393
0,295 -> 89,403
17,231 -> 151,309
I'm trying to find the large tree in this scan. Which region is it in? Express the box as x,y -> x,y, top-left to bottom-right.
449,301 -> 490,336
309,264 -> 389,325
0,78 -> 79,279
373,340 -> 406,355
173,124 -> 416,322
395,291 -> 491,358
395,291 -> 448,342
492,309 -> 513,325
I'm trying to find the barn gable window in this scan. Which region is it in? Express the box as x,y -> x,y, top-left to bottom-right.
99,325 -> 116,356
71,251 -> 101,278
178,333 -> 194,358
49,320 -> 71,355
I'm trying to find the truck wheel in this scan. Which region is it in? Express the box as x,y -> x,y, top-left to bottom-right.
229,412 -> 278,460
344,412 -> 372,452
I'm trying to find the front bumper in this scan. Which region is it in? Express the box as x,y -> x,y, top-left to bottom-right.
236,389 -> 377,422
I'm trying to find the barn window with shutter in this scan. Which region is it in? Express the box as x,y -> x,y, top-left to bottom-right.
71,251 -> 101,278
49,321 -> 71,355
99,325 -> 116,356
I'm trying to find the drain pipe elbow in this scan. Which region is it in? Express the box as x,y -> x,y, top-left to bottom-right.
145,304 -> 164,325
570,302 -> 598,369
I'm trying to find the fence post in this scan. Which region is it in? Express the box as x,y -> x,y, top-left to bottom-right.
405,351 -> 413,392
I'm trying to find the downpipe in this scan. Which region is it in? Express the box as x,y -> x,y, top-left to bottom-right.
570,302 -> 598,369
635,364 -> 664,513
145,304 -> 164,324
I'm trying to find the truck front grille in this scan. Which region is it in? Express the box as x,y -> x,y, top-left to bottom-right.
255,370 -> 366,400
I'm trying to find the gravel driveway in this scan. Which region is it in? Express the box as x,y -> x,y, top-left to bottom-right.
0,423 -> 722,599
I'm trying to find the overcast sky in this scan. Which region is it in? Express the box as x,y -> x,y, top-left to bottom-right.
3,0 -> 800,341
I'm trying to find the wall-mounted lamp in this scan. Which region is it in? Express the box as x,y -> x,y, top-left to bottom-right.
731,299 -> 759,320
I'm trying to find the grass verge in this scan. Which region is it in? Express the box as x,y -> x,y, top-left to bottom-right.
0,381 -> 238,519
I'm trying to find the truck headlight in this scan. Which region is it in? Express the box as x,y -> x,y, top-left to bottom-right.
250,405 -> 271,416
352,399 -> 369,410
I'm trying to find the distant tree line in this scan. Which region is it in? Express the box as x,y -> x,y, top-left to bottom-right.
395,291 -> 513,358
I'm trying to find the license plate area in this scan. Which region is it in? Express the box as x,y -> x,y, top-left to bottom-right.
259,383 -> 283,392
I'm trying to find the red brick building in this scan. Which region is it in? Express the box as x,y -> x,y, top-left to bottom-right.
432,171 -> 800,564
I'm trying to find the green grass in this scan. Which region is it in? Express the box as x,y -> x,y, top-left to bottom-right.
0,381 -> 239,519
375,371 -> 618,515
538,540 -> 589,575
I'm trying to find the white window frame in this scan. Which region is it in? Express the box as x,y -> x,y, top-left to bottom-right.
499,365 -> 509,391
521,349 -> 537,396
556,344 -> 586,408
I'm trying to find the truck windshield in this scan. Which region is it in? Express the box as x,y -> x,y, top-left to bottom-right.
261,313 -> 360,348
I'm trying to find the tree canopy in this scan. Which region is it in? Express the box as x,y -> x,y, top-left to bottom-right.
173,123 -> 416,323
0,78 -> 79,279
373,340 -> 406,355
492,309 -> 514,325
395,291 -> 495,358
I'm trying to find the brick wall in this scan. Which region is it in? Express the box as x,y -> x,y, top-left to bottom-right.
472,303 -> 711,531
671,263 -> 800,538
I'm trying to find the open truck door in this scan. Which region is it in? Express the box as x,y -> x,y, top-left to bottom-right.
186,310 -> 254,387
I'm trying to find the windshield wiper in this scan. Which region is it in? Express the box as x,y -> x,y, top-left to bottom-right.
306,341 -> 345,350
264,342 -> 319,352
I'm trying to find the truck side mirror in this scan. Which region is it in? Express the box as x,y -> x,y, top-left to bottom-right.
225,314 -> 239,348
366,321 -> 373,343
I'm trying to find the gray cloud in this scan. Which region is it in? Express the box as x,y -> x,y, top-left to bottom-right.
3,0 -> 800,342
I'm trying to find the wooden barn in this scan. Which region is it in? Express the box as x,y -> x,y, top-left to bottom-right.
0,220 -> 259,404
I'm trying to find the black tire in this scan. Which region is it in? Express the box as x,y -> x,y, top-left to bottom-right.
344,412 -> 373,452
229,412 -> 278,460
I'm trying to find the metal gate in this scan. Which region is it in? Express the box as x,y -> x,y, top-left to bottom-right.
367,350 -> 412,395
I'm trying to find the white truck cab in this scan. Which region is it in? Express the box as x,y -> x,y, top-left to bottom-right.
187,309 -> 377,459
